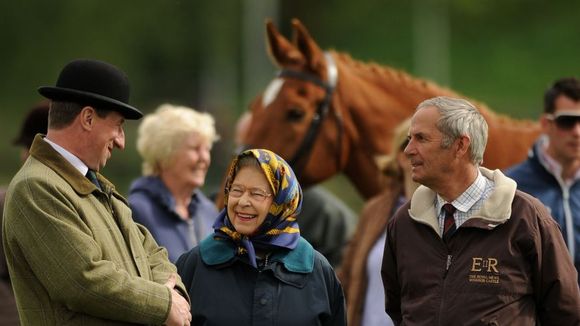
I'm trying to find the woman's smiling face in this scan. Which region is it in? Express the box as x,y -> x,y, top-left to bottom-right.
227,165 -> 273,236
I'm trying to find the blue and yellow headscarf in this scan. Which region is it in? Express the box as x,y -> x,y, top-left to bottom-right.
212,149 -> 303,268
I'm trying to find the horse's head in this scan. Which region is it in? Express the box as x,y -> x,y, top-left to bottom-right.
241,18 -> 541,200
242,19 -> 347,188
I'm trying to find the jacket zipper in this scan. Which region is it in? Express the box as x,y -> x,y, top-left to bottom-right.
444,254 -> 452,278
440,253 -> 452,325
539,153 -> 575,260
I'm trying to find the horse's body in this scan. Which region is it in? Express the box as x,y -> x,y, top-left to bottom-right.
242,19 -> 542,200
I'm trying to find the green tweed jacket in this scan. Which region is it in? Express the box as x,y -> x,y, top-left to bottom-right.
2,135 -> 188,325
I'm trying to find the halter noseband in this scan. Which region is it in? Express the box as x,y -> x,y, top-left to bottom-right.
277,52 -> 343,181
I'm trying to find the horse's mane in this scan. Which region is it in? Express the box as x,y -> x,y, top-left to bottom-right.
331,51 -> 538,128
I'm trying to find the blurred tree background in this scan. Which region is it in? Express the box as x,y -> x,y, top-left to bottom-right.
1,0 -> 578,213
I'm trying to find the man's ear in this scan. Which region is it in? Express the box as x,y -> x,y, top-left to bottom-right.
455,135 -> 471,159
539,114 -> 552,133
79,106 -> 97,131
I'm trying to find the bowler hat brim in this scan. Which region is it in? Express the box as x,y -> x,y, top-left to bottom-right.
38,86 -> 143,120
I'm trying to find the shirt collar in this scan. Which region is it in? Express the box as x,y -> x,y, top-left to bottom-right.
43,137 -> 89,176
537,135 -> 580,184
436,170 -> 486,213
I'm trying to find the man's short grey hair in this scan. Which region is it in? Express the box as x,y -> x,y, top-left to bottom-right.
416,96 -> 488,165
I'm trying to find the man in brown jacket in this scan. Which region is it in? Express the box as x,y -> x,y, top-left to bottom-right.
382,96 -> 580,325
3,59 -> 192,325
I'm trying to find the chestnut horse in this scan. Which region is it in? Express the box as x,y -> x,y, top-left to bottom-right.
241,19 -> 542,200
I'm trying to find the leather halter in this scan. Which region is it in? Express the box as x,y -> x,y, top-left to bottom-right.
276,52 -> 343,180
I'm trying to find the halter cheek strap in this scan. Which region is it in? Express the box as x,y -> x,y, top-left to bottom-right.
277,52 -> 343,179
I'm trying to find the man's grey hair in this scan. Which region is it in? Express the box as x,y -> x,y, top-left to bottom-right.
416,96 -> 488,165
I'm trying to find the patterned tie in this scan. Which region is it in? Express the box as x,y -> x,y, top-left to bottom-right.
442,203 -> 456,241
85,169 -> 101,190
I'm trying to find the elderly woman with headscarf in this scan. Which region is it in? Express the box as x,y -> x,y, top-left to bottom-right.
128,104 -> 219,262
176,149 -> 346,326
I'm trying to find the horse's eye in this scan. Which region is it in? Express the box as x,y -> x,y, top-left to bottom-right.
297,87 -> 307,97
287,108 -> 305,122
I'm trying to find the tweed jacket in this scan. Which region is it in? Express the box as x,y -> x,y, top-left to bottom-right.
2,135 -> 187,325
0,188 -> 20,326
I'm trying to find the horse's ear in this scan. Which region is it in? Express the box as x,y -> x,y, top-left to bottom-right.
291,18 -> 325,75
265,19 -> 305,68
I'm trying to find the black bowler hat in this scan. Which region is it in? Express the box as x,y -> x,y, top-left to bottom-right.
38,59 -> 143,119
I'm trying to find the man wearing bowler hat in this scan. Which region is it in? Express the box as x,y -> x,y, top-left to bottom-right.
2,59 -> 192,325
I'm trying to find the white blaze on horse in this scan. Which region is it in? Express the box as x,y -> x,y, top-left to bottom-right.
241,18 -> 541,200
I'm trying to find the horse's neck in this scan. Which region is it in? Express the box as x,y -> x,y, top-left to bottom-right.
480,113 -> 541,169
333,52 -> 459,155
343,144 -> 386,199
333,53 -> 451,196
331,52 -> 541,195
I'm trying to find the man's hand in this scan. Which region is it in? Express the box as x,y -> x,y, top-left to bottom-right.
164,273 -> 192,326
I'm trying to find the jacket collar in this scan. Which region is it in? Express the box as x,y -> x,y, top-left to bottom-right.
29,134 -> 119,197
129,176 -> 200,213
409,167 -> 517,232
533,136 -> 580,184
199,236 -> 315,274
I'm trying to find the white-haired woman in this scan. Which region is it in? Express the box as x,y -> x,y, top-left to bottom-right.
129,104 -> 219,262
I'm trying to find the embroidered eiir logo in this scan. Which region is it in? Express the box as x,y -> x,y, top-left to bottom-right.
469,257 -> 500,284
